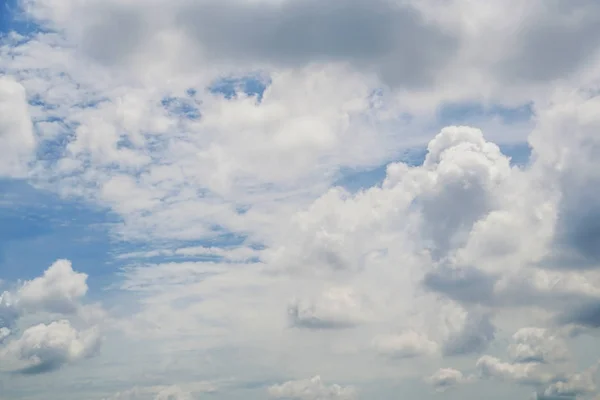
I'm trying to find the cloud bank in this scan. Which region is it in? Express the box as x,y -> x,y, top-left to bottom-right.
1,0 -> 600,399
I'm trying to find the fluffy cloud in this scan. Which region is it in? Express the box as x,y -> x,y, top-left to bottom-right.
372,331 -> 438,359
268,376 -> 356,400
0,320 -> 101,374
477,355 -> 554,387
0,77 -> 36,177
288,287 -> 369,330
508,328 -> 569,365
0,260 -> 103,375
17,259 -> 88,314
475,326 -> 599,398
426,368 -> 473,392
540,363 -> 599,399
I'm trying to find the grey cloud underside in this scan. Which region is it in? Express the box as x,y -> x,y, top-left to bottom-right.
423,266 -> 498,306
0,308 -> 18,331
77,0 -> 600,92
424,266 -> 600,335
82,6 -> 149,66
177,0 -> 459,88
497,0 -> 600,83
540,136 -> 600,270
16,359 -> 65,375
549,188 -> 600,270
557,301 -> 600,328
424,264 -> 600,309
442,312 -> 495,356
82,0 -> 458,88
535,395 -> 576,400
287,304 -> 358,330
75,0 -> 600,91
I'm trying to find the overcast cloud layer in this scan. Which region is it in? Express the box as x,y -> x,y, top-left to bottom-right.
2,0 -> 600,399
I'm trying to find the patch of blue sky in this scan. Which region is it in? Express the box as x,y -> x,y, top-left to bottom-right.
28,94 -> 60,111
0,0 -> 40,38
35,123 -> 74,162
209,74 -> 271,102
0,179 -> 120,300
161,96 -> 201,120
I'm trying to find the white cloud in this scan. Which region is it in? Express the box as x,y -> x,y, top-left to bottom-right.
268,376 -> 356,400
426,368 -> 473,392
476,355 -> 553,387
541,363 -> 599,398
0,260 -> 105,378
288,287 -> 369,330
0,320 -> 101,374
17,259 -> 88,314
508,328 -> 569,365
0,327 -> 10,343
372,331 -> 438,359
0,76 -> 36,177
474,327 -> 599,398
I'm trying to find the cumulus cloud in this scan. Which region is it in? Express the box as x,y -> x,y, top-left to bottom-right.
268,376 -> 356,400
0,320 -> 101,374
426,368 -> 473,392
476,355 -> 553,387
0,76 -> 36,177
0,260 -> 91,331
540,363 -> 599,399
0,260 -> 104,376
17,259 -> 88,314
288,287 -> 368,330
417,126 -> 513,258
474,327 -> 598,398
508,328 -> 569,365
372,331 -> 438,359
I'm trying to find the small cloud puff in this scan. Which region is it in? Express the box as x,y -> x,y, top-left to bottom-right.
268,376 -> 357,400
426,368 -> 474,392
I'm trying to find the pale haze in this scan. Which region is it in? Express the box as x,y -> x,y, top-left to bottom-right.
1,0 -> 600,399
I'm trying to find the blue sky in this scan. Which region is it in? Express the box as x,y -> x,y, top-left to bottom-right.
2,1 -> 600,400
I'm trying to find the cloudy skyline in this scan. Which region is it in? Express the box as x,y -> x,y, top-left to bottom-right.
1,0 -> 600,399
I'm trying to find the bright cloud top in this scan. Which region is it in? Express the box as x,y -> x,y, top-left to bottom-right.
1,0 -> 600,399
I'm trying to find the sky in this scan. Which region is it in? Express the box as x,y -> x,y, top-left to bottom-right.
1,0 -> 600,399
